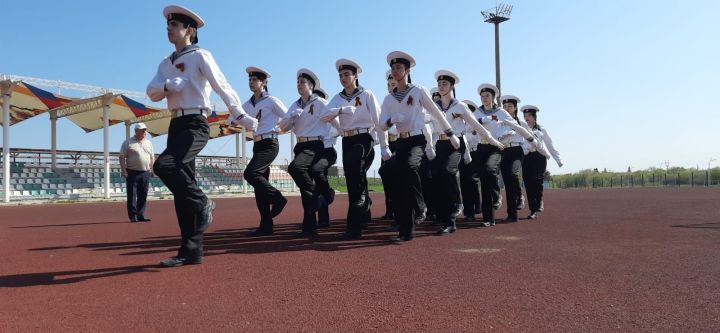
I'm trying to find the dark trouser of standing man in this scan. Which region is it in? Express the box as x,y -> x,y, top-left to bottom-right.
472,144 -> 502,227
126,169 -> 151,222
288,140 -> 324,235
337,132 -> 374,239
430,138 -> 463,234
500,145 -> 525,222
391,134 -> 426,241
244,137 -> 286,235
313,147 -> 337,227
459,147 -> 480,221
522,151 -> 546,218
154,114 -> 214,264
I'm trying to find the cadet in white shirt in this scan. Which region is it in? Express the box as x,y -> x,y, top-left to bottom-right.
521,105 -> 562,219
459,100 -> 481,221
279,68 -> 329,237
147,5 -> 257,268
472,84 -> 537,227
378,51 -> 458,242
241,67 -> 289,236
498,94 -> 532,222
321,59 -> 388,240
431,71 -> 503,234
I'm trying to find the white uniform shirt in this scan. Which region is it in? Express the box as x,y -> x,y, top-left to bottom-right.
473,106 -> 519,144
324,126 -> 340,148
323,87 -> 382,133
281,95 -> 330,138
434,99 -> 470,136
147,46 -> 246,121
531,125 -> 562,166
379,85 -> 452,134
242,92 -> 288,135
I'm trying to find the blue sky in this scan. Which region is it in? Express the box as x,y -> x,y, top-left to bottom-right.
3,0 -> 719,174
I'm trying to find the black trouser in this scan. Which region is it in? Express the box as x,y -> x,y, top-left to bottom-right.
471,144 -> 502,223
153,114 -> 209,259
126,169 -> 150,221
314,147 -> 337,225
459,150 -> 480,217
390,135 -> 426,238
288,140 -> 324,232
431,139 -> 462,227
522,151 -> 547,213
500,146 -> 525,219
244,138 -> 282,232
379,141 -> 398,217
419,154 -> 432,216
342,133 -> 375,236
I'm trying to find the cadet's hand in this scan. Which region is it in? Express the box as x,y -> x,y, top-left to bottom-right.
165,77 -> 186,93
380,146 -> 392,161
321,109 -> 338,122
490,138 -> 505,150
463,149 -> 472,165
425,147 -> 436,160
449,135 -> 460,149
235,115 -> 258,132
557,161 -> 564,168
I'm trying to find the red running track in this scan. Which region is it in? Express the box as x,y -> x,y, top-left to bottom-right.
0,188 -> 719,332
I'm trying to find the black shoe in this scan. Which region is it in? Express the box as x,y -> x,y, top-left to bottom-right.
292,231 -> 317,239
159,256 -> 203,268
380,213 -> 395,221
450,204 -> 463,219
415,209 -> 427,226
464,215 -> 476,222
389,235 -> 413,243
502,216 -> 518,223
248,228 -> 274,237
138,217 -> 151,222
437,226 -> 452,235
527,212 -> 538,220
480,221 -> 495,227
335,232 -> 361,240
197,200 -> 215,233
270,196 -> 288,218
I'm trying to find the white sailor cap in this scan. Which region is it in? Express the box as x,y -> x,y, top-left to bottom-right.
521,105 -> 540,113
134,122 -> 147,130
246,67 -> 271,80
386,70 -> 393,80
430,87 -> 439,95
313,87 -> 328,99
434,70 -> 460,85
386,51 -> 416,68
297,68 -> 320,89
163,5 -> 205,28
499,95 -> 521,105
477,83 -> 499,97
462,100 -> 478,111
335,59 -> 362,74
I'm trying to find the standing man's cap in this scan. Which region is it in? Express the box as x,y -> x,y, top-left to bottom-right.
386,51 -> 416,68
134,122 -> 148,130
246,67 -> 272,80
335,59 -> 362,74
163,5 -> 205,28
297,68 -> 320,89
477,83 -> 499,97
499,95 -> 521,105
521,105 -> 541,113
313,87 -> 328,99
434,70 -> 460,85
462,100 -> 478,111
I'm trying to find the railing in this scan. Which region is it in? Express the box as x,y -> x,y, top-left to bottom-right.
550,170 -> 720,189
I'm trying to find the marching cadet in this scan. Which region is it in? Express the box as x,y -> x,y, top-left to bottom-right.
378,51 -> 459,243
147,5 -> 258,267
242,66 -> 289,236
321,59 -> 389,240
497,94 -> 532,222
431,70 -> 503,234
279,68 -> 329,238
460,100 -> 482,221
472,84 -> 537,227
521,105 -> 562,219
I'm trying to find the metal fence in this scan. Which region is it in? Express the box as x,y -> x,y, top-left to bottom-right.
550,170 -> 720,189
